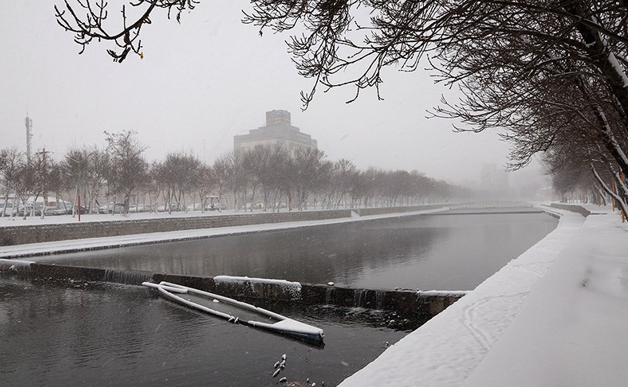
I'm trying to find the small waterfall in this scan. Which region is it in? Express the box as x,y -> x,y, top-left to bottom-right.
103,269 -> 152,285
353,289 -> 366,307
374,290 -> 386,310
351,289 -> 387,309
324,287 -> 334,304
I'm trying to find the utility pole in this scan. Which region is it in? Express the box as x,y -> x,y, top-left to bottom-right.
25,115 -> 33,164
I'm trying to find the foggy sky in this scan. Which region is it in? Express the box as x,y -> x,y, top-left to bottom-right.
0,0 -> 540,187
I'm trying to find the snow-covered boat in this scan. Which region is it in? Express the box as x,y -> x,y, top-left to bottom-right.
142,281 -> 324,345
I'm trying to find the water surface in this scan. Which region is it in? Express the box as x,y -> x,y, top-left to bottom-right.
34,210 -> 558,290
0,278 -> 405,387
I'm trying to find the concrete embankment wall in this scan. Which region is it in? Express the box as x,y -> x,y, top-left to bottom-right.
354,204 -> 445,217
0,262 -> 464,320
0,210 -> 350,246
549,203 -> 591,217
0,205 -> 445,246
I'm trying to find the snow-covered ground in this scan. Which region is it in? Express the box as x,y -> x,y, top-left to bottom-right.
339,204 -> 628,387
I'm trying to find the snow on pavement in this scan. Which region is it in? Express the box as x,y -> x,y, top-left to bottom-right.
339,206 -> 622,387
463,210 -> 628,387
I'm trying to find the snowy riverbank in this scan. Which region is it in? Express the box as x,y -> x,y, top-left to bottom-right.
339,204 -> 628,387
0,207 -> 450,258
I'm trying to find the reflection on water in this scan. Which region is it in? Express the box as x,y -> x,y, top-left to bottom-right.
0,279 -> 405,387
35,210 -> 558,290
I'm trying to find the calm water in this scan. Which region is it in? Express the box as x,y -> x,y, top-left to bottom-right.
33,209 -> 558,290
1,209 -> 558,386
0,279 -> 406,387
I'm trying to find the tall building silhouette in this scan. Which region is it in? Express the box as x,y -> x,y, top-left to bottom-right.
234,110 -> 317,156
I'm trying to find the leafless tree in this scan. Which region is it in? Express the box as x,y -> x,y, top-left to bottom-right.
55,0 -> 198,62
0,148 -> 25,217
241,146 -> 271,212
211,154 -> 232,209
240,146 -> 292,211
221,151 -> 247,211
291,148 -> 327,210
104,130 -> 148,212
62,146 -> 110,214
156,151 -> 201,212
193,164 -> 214,212
324,159 -> 356,209
56,2 -> 628,206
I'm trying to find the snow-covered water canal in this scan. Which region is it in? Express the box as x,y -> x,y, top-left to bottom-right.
29,208 -> 558,291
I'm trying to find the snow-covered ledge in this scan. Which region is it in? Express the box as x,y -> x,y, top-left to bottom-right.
0,258 -> 34,272
339,207 -> 584,387
213,275 -> 302,299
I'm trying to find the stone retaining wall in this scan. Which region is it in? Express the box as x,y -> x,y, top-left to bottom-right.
0,205 -> 442,246
0,210 -> 350,246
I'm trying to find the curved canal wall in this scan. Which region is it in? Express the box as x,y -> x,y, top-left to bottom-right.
549,203 -> 591,217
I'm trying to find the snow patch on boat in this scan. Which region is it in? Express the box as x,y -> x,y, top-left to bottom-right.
0,259 -> 33,272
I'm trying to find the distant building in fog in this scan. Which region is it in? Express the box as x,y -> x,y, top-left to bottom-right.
234,110 -> 318,156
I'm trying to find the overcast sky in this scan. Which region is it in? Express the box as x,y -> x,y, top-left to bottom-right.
0,0 -> 543,187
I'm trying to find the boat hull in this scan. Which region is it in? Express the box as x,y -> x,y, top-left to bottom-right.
143,281 -> 324,346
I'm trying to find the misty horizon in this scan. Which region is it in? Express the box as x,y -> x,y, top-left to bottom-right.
1,1 -> 547,195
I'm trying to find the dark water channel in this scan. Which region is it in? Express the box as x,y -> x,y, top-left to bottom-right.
1,209 -> 558,386
33,209 -> 558,291
0,279 -> 406,387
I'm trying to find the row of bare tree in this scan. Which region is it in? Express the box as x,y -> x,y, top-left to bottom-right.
0,131 -> 146,218
242,0 -> 628,217
0,131 -> 468,217
54,1 -> 628,217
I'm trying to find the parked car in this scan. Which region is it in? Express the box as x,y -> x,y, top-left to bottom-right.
99,202 -> 125,214
44,206 -> 68,216
129,203 -> 153,213
44,200 -> 71,215
242,202 -> 263,211
157,203 -> 183,212
19,202 -> 45,216
44,202 -> 86,215
0,201 -> 18,216
205,202 -> 226,211
186,203 -> 204,211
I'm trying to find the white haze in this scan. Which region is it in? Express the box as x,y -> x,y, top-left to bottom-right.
0,0 -> 548,195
